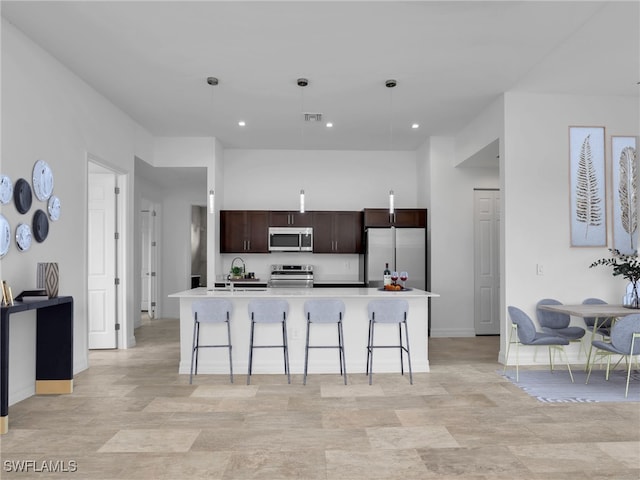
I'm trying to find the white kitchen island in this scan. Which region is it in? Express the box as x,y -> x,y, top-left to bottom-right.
168,287 -> 439,378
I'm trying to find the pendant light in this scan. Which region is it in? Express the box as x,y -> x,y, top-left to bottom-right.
298,78 -> 308,213
207,76 -> 219,214
386,79 -> 397,220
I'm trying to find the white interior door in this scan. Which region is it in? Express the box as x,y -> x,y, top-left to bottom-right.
88,170 -> 117,349
474,189 -> 500,335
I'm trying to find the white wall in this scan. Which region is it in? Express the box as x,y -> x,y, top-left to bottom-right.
427,138 -> 500,337
1,20 -> 152,404
502,93 -> 639,359
223,149 -> 418,210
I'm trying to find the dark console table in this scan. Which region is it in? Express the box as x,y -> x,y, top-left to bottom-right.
1,296 -> 73,434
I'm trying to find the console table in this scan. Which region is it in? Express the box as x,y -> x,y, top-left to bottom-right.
1,296 -> 73,434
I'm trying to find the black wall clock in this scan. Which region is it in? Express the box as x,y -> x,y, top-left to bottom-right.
32,209 -> 49,243
13,178 -> 32,214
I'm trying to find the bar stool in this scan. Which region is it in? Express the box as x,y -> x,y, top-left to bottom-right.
366,299 -> 412,385
303,299 -> 347,385
190,299 -> 233,384
247,299 -> 290,385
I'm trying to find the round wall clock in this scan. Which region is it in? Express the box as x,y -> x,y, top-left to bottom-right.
15,223 -> 32,251
13,178 -> 32,214
32,209 -> 49,243
0,175 -> 13,205
48,195 -> 61,221
0,214 -> 10,257
32,160 -> 54,202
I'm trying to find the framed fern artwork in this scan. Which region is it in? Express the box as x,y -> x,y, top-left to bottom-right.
569,126 -> 606,247
611,136 -> 638,254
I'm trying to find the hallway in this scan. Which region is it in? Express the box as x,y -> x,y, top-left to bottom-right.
1,317 -> 638,479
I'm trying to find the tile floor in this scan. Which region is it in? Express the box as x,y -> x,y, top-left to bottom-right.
1,317 -> 639,479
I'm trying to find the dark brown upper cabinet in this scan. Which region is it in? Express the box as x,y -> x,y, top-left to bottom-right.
363,208 -> 427,228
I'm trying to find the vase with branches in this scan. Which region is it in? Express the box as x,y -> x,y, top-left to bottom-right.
590,248 -> 640,308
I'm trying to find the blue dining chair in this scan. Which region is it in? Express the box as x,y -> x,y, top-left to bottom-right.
586,314 -> 640,398
505,306 -> 574,382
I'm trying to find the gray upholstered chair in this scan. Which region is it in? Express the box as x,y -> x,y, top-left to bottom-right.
505,306 -> 574,382
366,299 -> 412,385
303,299 -> 347,385
190,299 -> 233,384
582,297 -> 614,370
586,314 -> 640,398
247,299 -> 290,385
536,298 -> 586,341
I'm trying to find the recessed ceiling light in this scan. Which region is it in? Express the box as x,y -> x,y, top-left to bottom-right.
411,123 -> 420,129
326,122 -> 333,128
238,121 -> 246,127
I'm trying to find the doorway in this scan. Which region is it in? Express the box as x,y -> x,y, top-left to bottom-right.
140,204 -> 158,319
473,188 -> 500,335
87,158 -> 127,349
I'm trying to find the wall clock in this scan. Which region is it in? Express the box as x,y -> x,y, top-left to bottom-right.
48,195 -> 61,221
13,178 -> 32,214
32,209 -> 49,243
32,160 -> 54,202
15,223 -> 32,251
0,175 -> 13,205
0,214 -> 10,258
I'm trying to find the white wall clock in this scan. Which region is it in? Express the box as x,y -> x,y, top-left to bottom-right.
0,175 -> 13,205
0,214 -> 10,257
48,195 -> 61,221
15,223 -> 32,252
32,160 -> 54,202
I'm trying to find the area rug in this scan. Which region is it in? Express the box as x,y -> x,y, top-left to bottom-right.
500,368 -> 640,403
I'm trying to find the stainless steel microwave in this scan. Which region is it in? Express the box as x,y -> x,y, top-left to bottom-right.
268,227 -> 313,252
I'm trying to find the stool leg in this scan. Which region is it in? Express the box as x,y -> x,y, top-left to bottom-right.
338,320 -> 347,385
226,319 -> 234,384
368,320 -> 375,385
404,319 -> 413,385
247,320 -> 255,385
398,323 -> 404,376
303,319 -> 311,386
282,319 -> 291,384
366,318 -> 373,376
190,320 -> 199,384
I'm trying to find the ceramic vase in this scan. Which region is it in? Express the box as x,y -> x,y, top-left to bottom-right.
45,262 -> 59,298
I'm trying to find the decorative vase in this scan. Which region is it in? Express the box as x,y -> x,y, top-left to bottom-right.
623,281 -> 640,309
44,262 -> 59,298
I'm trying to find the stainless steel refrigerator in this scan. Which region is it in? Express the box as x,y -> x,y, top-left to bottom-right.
364,227 -> 426,290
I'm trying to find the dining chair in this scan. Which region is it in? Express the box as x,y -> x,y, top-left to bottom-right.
586,313 -> 640,398
582,297 -> 615,370
505,306 -> 574,382
536,298 -> 586,362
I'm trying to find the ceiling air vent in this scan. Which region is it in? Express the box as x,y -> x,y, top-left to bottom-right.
303,113 -> 323,122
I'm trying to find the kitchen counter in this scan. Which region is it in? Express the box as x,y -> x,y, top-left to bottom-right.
169,287 -> 438,378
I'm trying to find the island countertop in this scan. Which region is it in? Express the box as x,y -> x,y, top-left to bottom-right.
169,286 -> 440,299
169,287 -> 438,378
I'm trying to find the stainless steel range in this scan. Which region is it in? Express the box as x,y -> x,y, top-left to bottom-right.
269,264 -> 314,288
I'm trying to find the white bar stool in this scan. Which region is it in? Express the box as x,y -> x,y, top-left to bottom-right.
247,299 -> 290,385
366,299 -> 412,385
190,299 -> 233,384
303,299 -> 347,385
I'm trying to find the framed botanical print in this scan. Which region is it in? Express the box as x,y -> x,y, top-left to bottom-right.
569,126 -> 606,247
611,135 -> 638,254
